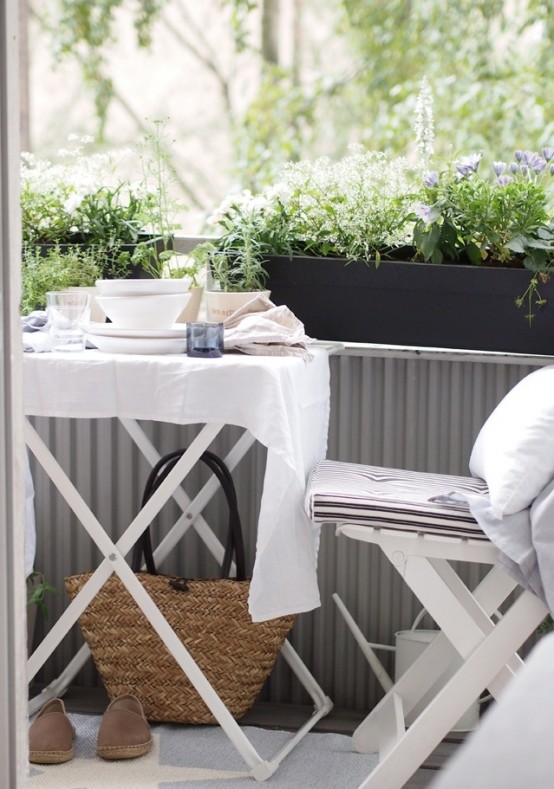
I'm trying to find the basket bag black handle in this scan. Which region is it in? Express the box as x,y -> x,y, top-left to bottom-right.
131,448 -> 247,581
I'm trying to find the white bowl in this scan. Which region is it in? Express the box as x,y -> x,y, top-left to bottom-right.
96,293 -> 191,329
95,277 -> 192,296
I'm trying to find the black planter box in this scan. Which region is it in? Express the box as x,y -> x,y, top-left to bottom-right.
263,256 -> 554,355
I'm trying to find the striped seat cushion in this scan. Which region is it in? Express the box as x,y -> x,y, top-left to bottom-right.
305,460 -> 490,540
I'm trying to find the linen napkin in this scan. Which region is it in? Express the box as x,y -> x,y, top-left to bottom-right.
223,294 -> 314,359
21,311 -> 51,352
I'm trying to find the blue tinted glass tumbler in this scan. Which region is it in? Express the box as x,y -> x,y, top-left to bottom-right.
186,322 -> 224,358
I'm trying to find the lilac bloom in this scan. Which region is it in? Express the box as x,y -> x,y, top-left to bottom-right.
414,203 -> 433,224
423,171 -> 439,188
550,164 -> 554,176
520,151 -> 545,171
542,147 -> 554,162
514,150 -> 523,161
495,175 -> 512,186
456,153 -> 482,177
493,161 -> 506,176
520,150 -> 533,165
508,162 -> 519,174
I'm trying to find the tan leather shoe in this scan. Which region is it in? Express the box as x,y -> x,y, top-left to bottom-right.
96,694 -> 152,760
29,698 -> 75,764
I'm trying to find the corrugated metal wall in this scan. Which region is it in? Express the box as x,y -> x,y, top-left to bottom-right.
28,351 -> 545,714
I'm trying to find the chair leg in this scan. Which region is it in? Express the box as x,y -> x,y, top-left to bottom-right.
356,589 -> 547,789
353,560 -> 528,755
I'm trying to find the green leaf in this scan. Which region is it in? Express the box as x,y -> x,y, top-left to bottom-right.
419,223 -> 441,261
505,237 -> 526,254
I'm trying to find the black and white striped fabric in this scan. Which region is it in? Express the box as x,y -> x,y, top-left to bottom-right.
305,460 -> 490,540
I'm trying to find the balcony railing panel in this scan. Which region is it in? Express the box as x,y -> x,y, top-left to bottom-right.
28,348 -> 548,711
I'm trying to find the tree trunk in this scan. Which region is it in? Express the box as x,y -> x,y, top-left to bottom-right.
291,0 -> 302,85
261,0 -> 280,66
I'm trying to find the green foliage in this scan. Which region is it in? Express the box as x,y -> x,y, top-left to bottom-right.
27,571 -> 58,619
165,261 -> 202,287
234,65 -> 319,192
336,0 -> 553,158
21,244 -> 103,314
219,0 -> 258,51
413,152 -> 554,269
193,234 -> 268,293
52,0 -> 164,134
20,126 -> 182,280
202,137 -> 554,323
34,1 -> 554,222
201,146 -> 422,267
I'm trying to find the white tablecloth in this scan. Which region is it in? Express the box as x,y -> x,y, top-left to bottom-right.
24,348 -> 331,621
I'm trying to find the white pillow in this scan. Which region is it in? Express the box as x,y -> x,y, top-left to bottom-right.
469,365 -> 554,518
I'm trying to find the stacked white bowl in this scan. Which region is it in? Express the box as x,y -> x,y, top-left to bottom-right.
85,278 -> 192,354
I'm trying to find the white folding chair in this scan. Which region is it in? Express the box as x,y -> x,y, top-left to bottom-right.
305,461 -> 548,789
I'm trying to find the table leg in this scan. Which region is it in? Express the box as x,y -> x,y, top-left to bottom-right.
25,417 -> 332,780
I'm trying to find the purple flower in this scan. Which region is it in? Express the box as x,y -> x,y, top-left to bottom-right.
514,150 -> 523,161
493,161 -> 506,176
414,203 -> 433,224
542,147 -> 554,162
519,150 -> 546,172
550,164 -> 554,176
508,162 -> 519,174
456,153 -> 482,177
495,175 -> 512,186
423,171 -> 439,188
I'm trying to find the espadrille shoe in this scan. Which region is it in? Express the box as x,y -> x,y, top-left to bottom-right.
29,698 -> 75,764
96,694 -> 152,760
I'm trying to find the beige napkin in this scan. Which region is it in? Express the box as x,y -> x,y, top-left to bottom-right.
223,294 -> 313,359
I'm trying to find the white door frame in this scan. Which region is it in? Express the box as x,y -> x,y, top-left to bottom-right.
0,0 -> 28,785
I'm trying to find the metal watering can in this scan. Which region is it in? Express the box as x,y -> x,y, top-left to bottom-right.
333,593 -> 482,731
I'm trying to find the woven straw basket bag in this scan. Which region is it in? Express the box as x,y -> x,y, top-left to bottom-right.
65,449 -> 295,724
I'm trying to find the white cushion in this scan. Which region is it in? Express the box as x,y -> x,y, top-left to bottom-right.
469,365 -> 554,518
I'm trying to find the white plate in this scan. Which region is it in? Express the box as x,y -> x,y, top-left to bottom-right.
84,322 -> 188,339
95,277 -> 192,296
87,333 -> 187,355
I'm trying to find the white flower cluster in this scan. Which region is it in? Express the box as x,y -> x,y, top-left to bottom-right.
21,137 -> 145,233
209,144 -> 421,259
414,77 -> 435,162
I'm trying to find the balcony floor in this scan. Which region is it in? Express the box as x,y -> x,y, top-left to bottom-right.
33,685 -> 467,787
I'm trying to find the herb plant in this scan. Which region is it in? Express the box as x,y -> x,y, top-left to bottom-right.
21,244 -> 103,314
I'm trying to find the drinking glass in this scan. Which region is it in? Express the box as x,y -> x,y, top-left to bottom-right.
46,291 -> 91,352
186,322 -> 224,358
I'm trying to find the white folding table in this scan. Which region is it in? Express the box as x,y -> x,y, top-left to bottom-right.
24,346 -> 336,780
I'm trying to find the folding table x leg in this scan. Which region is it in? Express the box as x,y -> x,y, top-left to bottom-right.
25,418 -> 332,781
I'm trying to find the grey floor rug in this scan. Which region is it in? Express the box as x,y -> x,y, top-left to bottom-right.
28,714 -> 378,788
